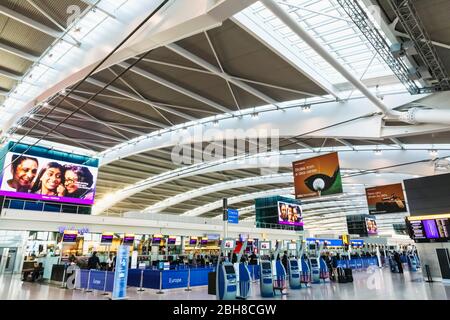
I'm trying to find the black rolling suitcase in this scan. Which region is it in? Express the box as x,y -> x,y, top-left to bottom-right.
344,268 -> 353,282
337,267 -> 347,283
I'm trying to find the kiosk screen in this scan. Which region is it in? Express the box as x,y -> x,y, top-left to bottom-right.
224,265 -> 235,274
290,260 -> 298,267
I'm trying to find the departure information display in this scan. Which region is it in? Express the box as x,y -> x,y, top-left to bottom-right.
407,217 -> 450,242
409,220 -> 426,240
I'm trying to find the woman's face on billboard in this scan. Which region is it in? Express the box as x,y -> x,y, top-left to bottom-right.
41,167 -> 62,191
64,170 -> 79,194
14,159 -> 38,187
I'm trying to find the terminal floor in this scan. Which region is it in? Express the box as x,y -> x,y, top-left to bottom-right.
0,268 -> 449,300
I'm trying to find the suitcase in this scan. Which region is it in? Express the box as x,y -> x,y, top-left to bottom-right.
337,267 -> 347,283
344,268 -> 353,283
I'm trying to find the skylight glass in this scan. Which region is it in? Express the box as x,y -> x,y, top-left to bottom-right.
237,0 -> 397,86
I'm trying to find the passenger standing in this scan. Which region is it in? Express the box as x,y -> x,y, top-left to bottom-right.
87,251 -> 100,270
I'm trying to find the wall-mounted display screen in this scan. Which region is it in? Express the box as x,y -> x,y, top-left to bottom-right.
277,201 -> 304,226
189,237 -> 197,245
407,217 -> 450,242
223,239 -> 235,249
200,238 -> 208,245
260,241 -> 270,250
365,183 -> 407,214
62,231 -> 78,243
100,233 -> 113,244
123,234 -> 135,245
404,173 -> 450,216
167,237 -> 176,245
0,151 -> 98,205
365,217 -> 378,235
288,243 -> 297,250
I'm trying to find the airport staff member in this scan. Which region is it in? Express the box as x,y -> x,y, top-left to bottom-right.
87,251 -> 101,270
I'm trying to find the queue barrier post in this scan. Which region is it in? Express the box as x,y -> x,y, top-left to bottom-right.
102,271 -> 109,296
85,270 -> 93,293
185,268 -> 192,292
137,269 -> 145,292
156,271 -> 164,294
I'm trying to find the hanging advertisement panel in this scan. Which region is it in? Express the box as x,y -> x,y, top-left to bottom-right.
292,152 -> 343,199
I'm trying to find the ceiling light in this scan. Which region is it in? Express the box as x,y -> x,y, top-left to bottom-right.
251,112 -> 259,119
301,105 -> 311,112
43,102 -> 49,108
60,89 -> 67,95
374,149 -> 382,155
429,149 -> 438,157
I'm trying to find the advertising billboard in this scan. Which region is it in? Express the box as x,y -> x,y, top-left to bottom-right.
100,233 -> 114,244
365,217 -> 378,235
365,183 -> 407,214
277,201 -> 304,226
292,152 -> 343,199
0,151 -> 98,205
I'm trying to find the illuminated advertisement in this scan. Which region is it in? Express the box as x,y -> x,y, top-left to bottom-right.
292,152 -> 343,199
224,239 -> 235,249
365,217 -> 378,235
0,151 -> 98,205
365,183 -> 407,214
260,241 -> 270,250
277,201 -> 303,226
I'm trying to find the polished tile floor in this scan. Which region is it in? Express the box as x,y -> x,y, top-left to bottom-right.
1,268 -> 449,300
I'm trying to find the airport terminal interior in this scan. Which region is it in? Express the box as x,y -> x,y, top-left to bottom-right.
0,0 -> 449,302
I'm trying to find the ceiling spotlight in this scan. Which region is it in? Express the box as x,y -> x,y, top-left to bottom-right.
301,105 -> 311,112
429,149 -> 438,157
43,102 -> 49,108
60,89 -> 67,95
374,149 -> 382,155
29,114 -> 34,119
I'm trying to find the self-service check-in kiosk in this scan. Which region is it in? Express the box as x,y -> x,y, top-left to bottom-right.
235,240 -> 251,299
308,242 -> 321,284
216,238 -> 237,300
259,241 -> 274,297
408,254 -> 418,272
287,242 -> 301,289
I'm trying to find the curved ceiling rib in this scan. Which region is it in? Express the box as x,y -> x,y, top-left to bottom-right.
92,147 -> 449,215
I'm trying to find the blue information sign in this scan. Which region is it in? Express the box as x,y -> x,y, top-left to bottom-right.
227,209 -> 239,224
112,245 -> 129,300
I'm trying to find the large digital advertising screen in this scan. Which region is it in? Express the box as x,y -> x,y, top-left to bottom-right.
365,217 -> 378,235
0,151 -> 98,205
292,152 -> 343,199
365,183 -> 407,214
277,201 -> 304,226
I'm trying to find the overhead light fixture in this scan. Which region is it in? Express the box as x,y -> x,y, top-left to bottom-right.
429,149 -> 438,157
212,120 -> 219,127
374,149 -> 382,155
251,112 -> 259,119
301,105 -> 311,112
43,102 -> 49,107
60,89 -> 67,95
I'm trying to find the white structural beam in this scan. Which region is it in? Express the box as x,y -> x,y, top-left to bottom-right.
335,138 -> 356,150
118,62 -> 233,114
181,187 -> 294,217
289,138 -> 314,151
68,94 -> 167,128
259,0 -> 398,117
92,147 -> 448,215
85,77 -> 197,122
166,43 -> 283,106
232,10 -> 342,99
390,137 -> 405,149
146,173 -> 293,213
0,69 -> 22,81
0,42 -> 39,62
3,0 -> 256,132
99,92 -> 424,165
0,4 -> 63,39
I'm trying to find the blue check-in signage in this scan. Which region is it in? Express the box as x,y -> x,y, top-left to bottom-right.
112,245 -> 129,300
228,209 -> 239,224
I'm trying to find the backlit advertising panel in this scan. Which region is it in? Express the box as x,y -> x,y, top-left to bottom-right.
365,183 -> 407,214
0,151 -> 98,205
